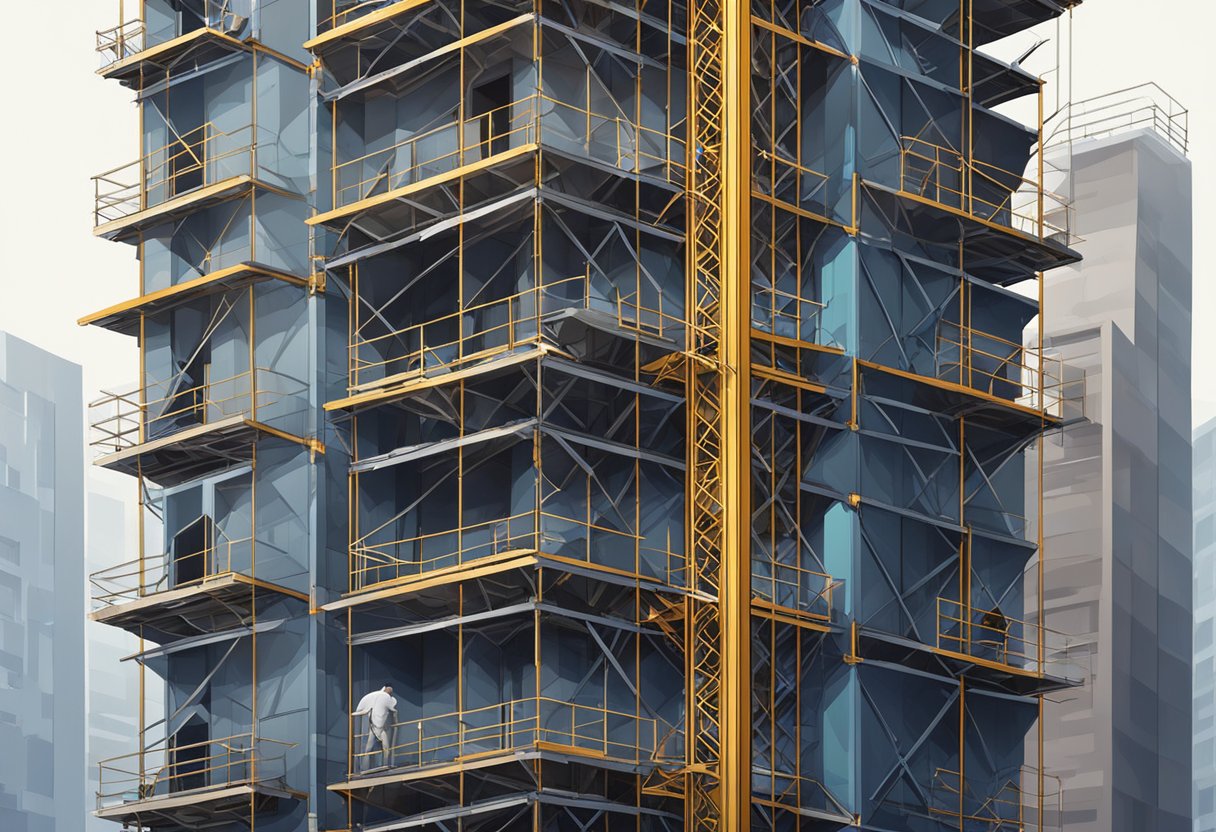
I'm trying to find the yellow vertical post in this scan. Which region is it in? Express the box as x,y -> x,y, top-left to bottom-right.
720,0 -> 750,825
685,0 -> 749,824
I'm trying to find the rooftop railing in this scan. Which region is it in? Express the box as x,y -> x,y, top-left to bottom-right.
350,696 -> 671,775
97,732 -> 293,811
1046,82 -> 1188,156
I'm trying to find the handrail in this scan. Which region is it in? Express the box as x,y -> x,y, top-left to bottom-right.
897,136 -> 1072,242
931,765 -> 1063,829
752,770 -> 853,821
934,320 -> 1084,420
333,92 -> 686,207
97,0 -> 236,66
97,732 -> 294,810
351,506 -> 681,592
1046,83 -> 1188,156
93,122 -> 259,226
88,366 -> 307,455
936,597 -> 1079,679
750,559 -> 834,622
350,696 -> 666,773
97,19 -> 146,68
751,285 -> 825,343
89,534 -> 255,609
318,0 -> 394,33
348,274 -> 683,390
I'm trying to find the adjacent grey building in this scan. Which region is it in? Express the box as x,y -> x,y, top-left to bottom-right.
1035,89 -> 1192,832
0,332 -> 86,831
1195,417 -> 1216,830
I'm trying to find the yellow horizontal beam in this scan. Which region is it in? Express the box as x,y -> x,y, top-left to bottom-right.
868,179 -> 1056,251
78,263 -> 307,329
750,328 -> 847,356
323,553 -> 541,611
324,345 -> 560,411
99,27 -> 246,78
750,189 -> 850,232
309,143 -> 537,228
751,362 -> 830,394
856,358 -> 1061,422
750,15 -> 852,62
94,176 -> 253,239
750,600 -> 832,633
93,415 -> 323,471
89,572 -> 309,626
304,0 -> 434,51
930,646 -> 1044,680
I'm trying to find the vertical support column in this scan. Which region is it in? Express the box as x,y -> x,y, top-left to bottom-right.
685,0 -> 749,825
720,0 -> 751,826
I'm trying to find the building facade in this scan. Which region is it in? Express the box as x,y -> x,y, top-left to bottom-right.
1035,88 -> 1192,832
1195,417 -> 1216,831
0,332 -> 87,832
85,1 -> 1083,830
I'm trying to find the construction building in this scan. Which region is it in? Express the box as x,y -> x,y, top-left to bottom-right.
84,1 -> 1085,830
1033,85 -> 1192,832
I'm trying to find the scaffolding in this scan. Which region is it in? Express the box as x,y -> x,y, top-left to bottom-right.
86,0 -> 1087,830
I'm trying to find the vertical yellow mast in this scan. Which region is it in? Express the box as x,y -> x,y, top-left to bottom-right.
685,0 -> 750,825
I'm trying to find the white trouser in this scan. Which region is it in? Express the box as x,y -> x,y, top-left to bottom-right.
364,723 -> 391,769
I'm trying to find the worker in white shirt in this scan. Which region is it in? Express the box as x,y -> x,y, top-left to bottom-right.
353,685 -> 398,770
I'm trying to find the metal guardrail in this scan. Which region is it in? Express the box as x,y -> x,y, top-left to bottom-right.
1046,83 -> 1188,156
333,93 -> 686,208
351,696 -> 671,774
352,507 -> 681,592
931,766 -> 1063,831
348,274 -> 680,390
97,732 -> 293,810
96,18 -> 146,68
752,771 -> 853,823
318,0 -> 395,34
898,136 -> 1073,243
750,560 -> 835,622
96,1 -> 244,69
936,597 -> 1082,682
89,530 -> 254,610
751,285 -> 825,344
89,367 -> 307,455
935,320 -> 1085,420
93,122 -> 263,226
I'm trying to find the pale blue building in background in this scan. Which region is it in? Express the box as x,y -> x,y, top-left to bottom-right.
0,331 -> 86,831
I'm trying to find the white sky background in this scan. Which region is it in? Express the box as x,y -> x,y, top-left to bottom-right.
0,1 -> 1212,423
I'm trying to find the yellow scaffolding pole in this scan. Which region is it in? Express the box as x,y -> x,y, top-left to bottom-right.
685,0 -> 749,826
